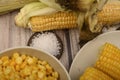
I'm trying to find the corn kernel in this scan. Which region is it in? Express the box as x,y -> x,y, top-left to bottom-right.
15,57 -> 23,64
41,61 -> 47,65
22,66 -> 31,76
46,64 -> 53,75
47,76 -> 55,80
1,56 -> 9,61
20,61 -> 27,69
52,72 -> 59,78
4,67 -> 11,75
38,71 -> 45,79
21,54 -> 26,60
0,59 -> 3,65
10,60 -> 16,66
26,56 -> 34,65
38,64 -> 46,71
15,65 -> 20,71
3,60 -> 9,66
13,53 -> 19,58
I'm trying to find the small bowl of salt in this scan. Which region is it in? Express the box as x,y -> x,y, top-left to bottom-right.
27,31 -> 63,59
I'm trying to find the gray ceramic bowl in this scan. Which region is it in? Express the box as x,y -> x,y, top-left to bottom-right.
0,47 -> 70,80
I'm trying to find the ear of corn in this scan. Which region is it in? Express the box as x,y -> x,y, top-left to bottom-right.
84,0 -> 120,33
95,43 -> 120,79
15,0 -> 120,33
80,67 -> 113,80
28,1 -> 120,32
28,11 -> 78,32
97,1 -> 120,26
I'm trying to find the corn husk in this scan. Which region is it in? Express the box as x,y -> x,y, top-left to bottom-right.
0,0 -> 38,15
15,2 -> 60,28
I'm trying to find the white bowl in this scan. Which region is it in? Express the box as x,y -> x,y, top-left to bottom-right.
69,31 -> 120,80
0,47 -> 70,80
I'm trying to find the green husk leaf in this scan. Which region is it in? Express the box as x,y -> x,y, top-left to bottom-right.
39,0 -> 64,11
96,0 -> 108,10
0,10 -> 12,15
77,0 -> 95,12
77,12 -> 85,30
15,2 -> 59,28
0,0 -> 38,15
28,7 -> 57,17
15,2 -> 47,27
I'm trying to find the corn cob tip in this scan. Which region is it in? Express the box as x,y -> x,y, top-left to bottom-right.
15,13 -> 28,28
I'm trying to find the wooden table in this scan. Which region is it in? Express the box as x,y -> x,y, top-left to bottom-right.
0,11 -> 81,71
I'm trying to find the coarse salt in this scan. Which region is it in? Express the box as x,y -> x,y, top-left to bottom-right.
30,32 -> 61,56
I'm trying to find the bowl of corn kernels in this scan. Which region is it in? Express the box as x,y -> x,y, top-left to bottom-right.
0,47 -> 70,80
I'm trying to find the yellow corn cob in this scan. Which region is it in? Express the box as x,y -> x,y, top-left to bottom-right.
29,11 -> 78,32
95,43 -> 120,79
97,1 -> 120,26
80,67 -> 113,80
28,1 -> 120,32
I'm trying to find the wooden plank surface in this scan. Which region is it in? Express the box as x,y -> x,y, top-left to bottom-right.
0,11 -> 80,71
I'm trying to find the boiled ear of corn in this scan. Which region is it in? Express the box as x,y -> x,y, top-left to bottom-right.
28,11 -> 78,32
95,43 -> 120,79
0,0 -> 38,15
80,67 -> 113,80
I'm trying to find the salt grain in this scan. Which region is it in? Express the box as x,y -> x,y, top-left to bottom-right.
30,32 -> 61,56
